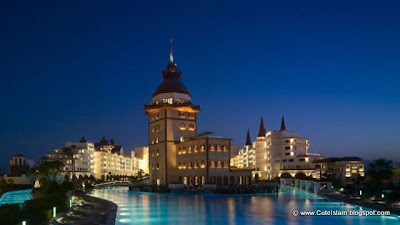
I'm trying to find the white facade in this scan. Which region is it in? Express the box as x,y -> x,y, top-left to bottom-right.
254,129 -> 322,180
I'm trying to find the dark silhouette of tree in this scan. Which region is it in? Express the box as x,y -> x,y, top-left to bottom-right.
28,161 -> 63,181
367,158 -> 393,193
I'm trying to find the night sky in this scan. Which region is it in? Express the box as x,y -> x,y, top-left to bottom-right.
1,1 -> 400,172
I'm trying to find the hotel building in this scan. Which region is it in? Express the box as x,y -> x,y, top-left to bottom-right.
314,157 -> 365,185
46,136 -> 145,181
234,117 -> 323,180
144,39 -> 251,187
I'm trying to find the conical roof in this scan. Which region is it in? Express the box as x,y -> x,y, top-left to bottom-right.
153,62 -> 191,97
258,117 -> 266,137
280,116 -> 286,131
245,129 -> 252,146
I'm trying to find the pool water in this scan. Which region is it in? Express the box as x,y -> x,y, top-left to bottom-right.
0,189 -> 32,205
89,186 -> 400,225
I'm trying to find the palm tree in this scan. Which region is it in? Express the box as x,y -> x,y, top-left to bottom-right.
368,158 -> 393,193
62,147 -> 75,178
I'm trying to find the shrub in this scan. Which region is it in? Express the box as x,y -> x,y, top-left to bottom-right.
0,204 -> 21,225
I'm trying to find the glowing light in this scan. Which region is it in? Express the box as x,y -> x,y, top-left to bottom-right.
53,207 -> 56,218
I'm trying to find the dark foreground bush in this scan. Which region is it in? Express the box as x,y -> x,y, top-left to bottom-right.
0,204 -> 21,225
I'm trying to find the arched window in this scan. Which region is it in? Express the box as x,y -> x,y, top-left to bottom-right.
188,162 -> 193,169
156,149 -> 160,156
217,161 -> 222,168
152,164 -> 155,170
156,163 -> 160,170
188,124 -> 195,131
188,146 -> 192,153
194,176 -> 199,186
200,160 -> 206,168
151,139 -> 155,144
217,145 -> 222,151
178,162 -> 182,169
182,147 -> 187,154
209,176 -> 216,184
180,136 -> 185,142
178,147 -> 182,155
183,176 -> 187,185
182,162 -> 187,169
188,176 -> 192,185
210,161 -> 215,168
194,145 -> 198,152
179,123 -> 186,130
200,145 -> 205,152
238,176 -> 243,185
151,126 -> 155,132
194,161 -> 199,169
201,176 -> 205,185
210,145 -> 216,151
155,137 -> 159,143
223,145 -> 228,152
223,161 -> 229,168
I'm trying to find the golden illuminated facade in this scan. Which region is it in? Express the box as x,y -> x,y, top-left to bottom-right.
145,39 -> 251,187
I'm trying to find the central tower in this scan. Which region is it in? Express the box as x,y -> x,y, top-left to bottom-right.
144,38 -> 200,187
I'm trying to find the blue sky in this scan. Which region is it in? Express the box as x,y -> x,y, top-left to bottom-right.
1,0 -> 400,171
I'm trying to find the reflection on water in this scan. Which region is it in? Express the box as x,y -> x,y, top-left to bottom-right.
89,186 -> 400,225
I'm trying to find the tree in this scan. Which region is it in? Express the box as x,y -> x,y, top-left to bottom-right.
28,161 -> 63,181
367,158 -> 393,193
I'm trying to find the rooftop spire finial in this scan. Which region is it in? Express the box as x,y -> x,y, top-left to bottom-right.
258,116 -> 266,137
280,115 -> 286,131
169,35 -> 174,63
245,129 -> 252,146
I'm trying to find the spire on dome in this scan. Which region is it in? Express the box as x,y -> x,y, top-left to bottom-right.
280,115 -> 286,131
258,117 -> 266,137
245,129 -> 252,146
169,35 -> 174,63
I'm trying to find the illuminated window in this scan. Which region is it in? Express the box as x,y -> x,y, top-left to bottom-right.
183,176 -> 187,185
155,137 -> 159,144
177,98 -> 185,104
200,160 -> 206,168
223,161 -> 229,168
179,111 -> 186,117
223,145 -> 228,152
155,125 -> 160,131
200,145 -> 205,152
156,163 -> 160,170
210,145 -> 216,151
188,146 -> 192,153
188,113 -> 194,118
162,98 -> 173,104
194,161 -> 199,169
188,124 -> 195,131
193,145 -> 198,152
182,162 -> 187,169
345,172 -> 351,177
188,162 -> 193,169
217,161 -> 222,168
179,123 -> 186,130
182,147 -> 187,154
180,136 -> 186,142
210,161 -> 215,168
156,149 -> 160,156
217,145 -> 222,151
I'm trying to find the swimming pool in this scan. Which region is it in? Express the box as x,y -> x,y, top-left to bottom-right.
89,186 -> 400,225
0,189 -> 32,205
